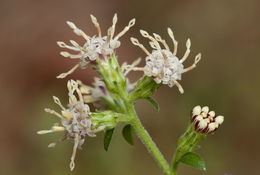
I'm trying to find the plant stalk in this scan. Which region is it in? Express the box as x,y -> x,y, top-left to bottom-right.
126,101 -> 171,175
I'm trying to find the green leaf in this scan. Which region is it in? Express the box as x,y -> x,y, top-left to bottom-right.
122,124 -> 134,145
104,128 -> 115,151
179,152 -> 206,171
146,97 -> 160,111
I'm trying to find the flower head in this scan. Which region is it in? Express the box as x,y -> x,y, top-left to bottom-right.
130,28 -> 201,93
191,105 -> 224,134
57,14 -> 136,78
37,80 -> 105,171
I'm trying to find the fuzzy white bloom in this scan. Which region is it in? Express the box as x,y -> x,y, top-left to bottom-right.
130,28 -> 201,94
57,14 -> 136,79
191,105 -> 224,134
37,80 -> 105,171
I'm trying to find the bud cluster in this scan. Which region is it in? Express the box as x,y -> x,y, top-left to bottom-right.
191,105 -> 224,134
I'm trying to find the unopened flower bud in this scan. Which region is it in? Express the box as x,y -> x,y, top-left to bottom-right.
191,105 -> 224,134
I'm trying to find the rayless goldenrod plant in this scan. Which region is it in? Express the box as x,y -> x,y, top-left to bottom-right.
37,13 -> 224,175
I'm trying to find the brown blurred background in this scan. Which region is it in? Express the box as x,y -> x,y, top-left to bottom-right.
1,0 -> 260,174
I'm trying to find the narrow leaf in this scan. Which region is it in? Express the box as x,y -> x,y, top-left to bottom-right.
179,152 -> 206,171
146,97 -> 160,111
104,128 -> 114,151
122,124 -> 134,145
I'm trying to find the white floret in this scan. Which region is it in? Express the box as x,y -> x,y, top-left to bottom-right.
144,49 -> 184,87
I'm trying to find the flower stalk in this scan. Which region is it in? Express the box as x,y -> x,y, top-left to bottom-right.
127,101 -> 172,175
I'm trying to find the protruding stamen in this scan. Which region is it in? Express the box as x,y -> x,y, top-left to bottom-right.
44,108 -> 63,119
37,130 -> 53,134
53,96 -> 65,110
68,40 -> 89,53
60,52 -> 81,59
114,18 -> 136,40
57,64 -> 80,79
37,126 -> 65,135
122,57 -> 142,75
111,13 -> 118,38
70,40 -> 80,48
130,37 -> 150,56
153,33 -> 170,50
180,38 -> 191,63
106,27 -> 113,44
90,15 -> 102,37
70,134 -> 79,171
183,53 -> 201,73
194,53 -> 201,64
149,41 -> 157,50
48,142 -> 56,148
57,41 -> 80,51
167,27 -> 178,55
76,88 -> 84,104
66,21 -> 90,41
140,30 -> 161,50
172,80 -> 184,94
69,93 -> 78,106
52,126 -> 65,132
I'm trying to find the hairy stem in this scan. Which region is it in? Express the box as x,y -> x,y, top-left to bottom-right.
126,101 -> 171,175
171,125 -> 205,174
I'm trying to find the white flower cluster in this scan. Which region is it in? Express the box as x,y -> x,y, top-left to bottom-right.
37,80 -> 105,171
131,28 -> 201,94
191,105 -> 224,134
144,49 -> 184,86
57,14 -> 135,79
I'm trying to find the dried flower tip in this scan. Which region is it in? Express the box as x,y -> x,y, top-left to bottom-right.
57,14 -> 135,78
121,57 -> 142,76
56,64 -> 79,79
66,21 -> 77,29
191,105 -> 224,134
37,126 -> 65,135
131,27 -> 201,93
48,142 -> 56,148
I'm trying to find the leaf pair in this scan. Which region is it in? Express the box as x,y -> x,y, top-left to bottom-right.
104,124 -> 134,151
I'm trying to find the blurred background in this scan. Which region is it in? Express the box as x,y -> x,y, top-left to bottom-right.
1,0 -> 260,174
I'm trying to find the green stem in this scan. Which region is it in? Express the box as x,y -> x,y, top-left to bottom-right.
127,102 -> 171,175
171,127 -> 196,175
171,125 -> 205,175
